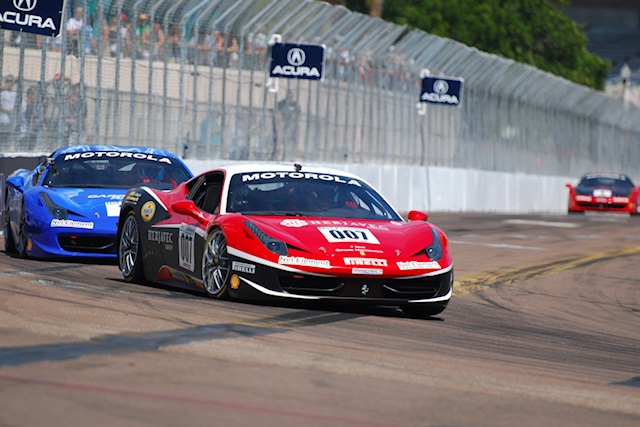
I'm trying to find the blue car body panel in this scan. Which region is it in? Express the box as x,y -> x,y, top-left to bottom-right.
4,145 -> 192,259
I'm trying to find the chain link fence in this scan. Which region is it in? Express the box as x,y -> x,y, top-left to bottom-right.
1,0 -> 640,178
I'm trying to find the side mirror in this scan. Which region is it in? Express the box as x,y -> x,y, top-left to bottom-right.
172,200 -> 208,224
565,183 -> 572,188
408,210 -> 428,221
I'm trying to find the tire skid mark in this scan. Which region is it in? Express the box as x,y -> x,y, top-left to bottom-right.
454,245 -> 640,296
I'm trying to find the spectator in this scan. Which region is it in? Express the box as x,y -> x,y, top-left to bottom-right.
136,14 -> 152,59
82,16 -> 96,55
20,86 -> 40,150
151,22 -> 165,60
65,83 -> 87,144
166,24 -> 182,62
188,29 -> 214,66
216,33 -> 239,67
0,75 -> 19,138
66,6 -> 84,56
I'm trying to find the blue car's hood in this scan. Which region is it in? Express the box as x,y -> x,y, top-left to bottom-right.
47,188 -> 126,219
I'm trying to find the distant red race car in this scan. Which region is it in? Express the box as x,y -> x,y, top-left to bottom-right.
566,172 -> 640,215
117,163 -> 453,317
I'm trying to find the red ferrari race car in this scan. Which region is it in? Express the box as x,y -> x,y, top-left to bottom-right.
117,163 -> 453,317
566,172 -> 640,215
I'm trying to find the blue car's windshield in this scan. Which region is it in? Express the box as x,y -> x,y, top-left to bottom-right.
226,171 -> 402,220
43,154 -> 191,190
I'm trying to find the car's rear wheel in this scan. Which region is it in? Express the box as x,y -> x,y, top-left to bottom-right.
3,193 -> 16,253
202,229 -> 231,299
401,303 -> 448,318
119,211 -> 144,283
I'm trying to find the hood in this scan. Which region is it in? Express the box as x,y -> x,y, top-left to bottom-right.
248,215 -> 437,259
47,188 -> 127,219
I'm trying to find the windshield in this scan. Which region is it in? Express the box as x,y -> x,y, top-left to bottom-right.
226,171 -> 402,220
43,154 -> 191,190
579,175 -> 634,190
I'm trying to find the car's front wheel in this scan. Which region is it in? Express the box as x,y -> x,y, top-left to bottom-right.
14,202 -> 28,258
202,229 -> 231,299
119,211 -> 144,283
3,193 -> 16,253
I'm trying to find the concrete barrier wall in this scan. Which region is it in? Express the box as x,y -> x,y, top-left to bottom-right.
0,155 -> 571,215
185,160 -> 572,215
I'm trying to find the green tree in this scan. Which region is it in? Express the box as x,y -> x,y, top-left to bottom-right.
342,0 -> 609,90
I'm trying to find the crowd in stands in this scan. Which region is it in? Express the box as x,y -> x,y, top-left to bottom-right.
4,4 -> 419,92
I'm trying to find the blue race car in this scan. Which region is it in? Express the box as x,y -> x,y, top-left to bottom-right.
3,145 -> 192,259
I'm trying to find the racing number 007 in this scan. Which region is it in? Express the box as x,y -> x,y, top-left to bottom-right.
179,224 -> 196,272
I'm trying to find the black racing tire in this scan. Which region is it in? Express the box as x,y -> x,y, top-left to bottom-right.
118,211 -> 145,283
14,202 -> 28,258
401,303 -> 448,318
568,210 -> 583,215
3,192 -> 16,254
201,228 -> 231,299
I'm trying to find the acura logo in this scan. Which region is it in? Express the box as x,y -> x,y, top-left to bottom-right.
433,80 -> 449,94
14,0 -> 37,12
287,48 -> 306,66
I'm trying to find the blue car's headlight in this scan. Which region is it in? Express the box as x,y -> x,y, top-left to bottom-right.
244,221 -> 288,255
425,228 -> 443,261
40,192 -> 68,219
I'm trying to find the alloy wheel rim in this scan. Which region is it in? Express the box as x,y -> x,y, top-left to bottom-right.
119,216 -> 139,276
202,231 -> 230,295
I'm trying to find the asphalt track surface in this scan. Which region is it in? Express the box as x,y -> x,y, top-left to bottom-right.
0,212 -> 639,427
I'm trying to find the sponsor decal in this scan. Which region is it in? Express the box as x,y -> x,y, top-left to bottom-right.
63,151 -> 172,164
241,172 -> 361,186
318,227 -> 380,244
396,261 -> 441,270
148,229 -> 173,244
230,274 -> 241,289
278,255 -> 330,268
125,192 -> 141,203
280,219 -> 308,228
141,201 -> 156,222
232,261 -> 256,274
105,201 -> 121,217
344,257 -> 388,267
334,245 -> 384,254
352,268 -> 383,275
88,194 -> 124,200
309,220 -> 388,230
50,219 -> 94,229
575,195 -> 591,202
613,197 -> 629,203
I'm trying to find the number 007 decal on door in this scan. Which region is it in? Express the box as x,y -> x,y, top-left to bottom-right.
179,223 -> 196,272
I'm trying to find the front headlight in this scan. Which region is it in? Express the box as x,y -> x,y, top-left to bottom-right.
425,228 -> 443,261
244,221 -> 288,255
40,192 -> 68,219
